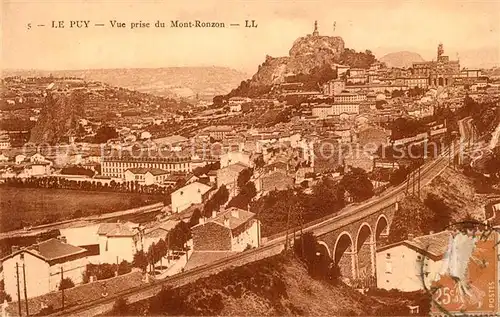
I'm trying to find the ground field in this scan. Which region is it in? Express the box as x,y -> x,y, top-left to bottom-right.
0,187 -> 162,232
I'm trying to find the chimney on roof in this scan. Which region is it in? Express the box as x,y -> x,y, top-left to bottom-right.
212,210 -> 217,218
231,208 -> 239,219
11,245 -> 19,254
408,233 -> 415,240
59,236 -> 67,244
224,216 -> 230,228
199,217 -> 205,225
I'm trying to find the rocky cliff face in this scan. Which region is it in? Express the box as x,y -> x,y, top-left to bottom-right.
29,92 -> 84,144
250,34 -> 345,86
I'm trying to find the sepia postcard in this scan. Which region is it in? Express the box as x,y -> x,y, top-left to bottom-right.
1,0 -> 500,316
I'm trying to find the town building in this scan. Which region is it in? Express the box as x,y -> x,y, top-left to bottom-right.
1,238 -> 88,299
220,150 -> 252,168
191,207 -> 261,252
124,167 -> 169,185
411,44 -> 460,87
332,103 -> 360,116
205,125 -> 234,141
171,181 -> 212,213
312,104 -> 333,119
102,154 -> 192,179
254,170 -> 295,193
228,97 -> 250,112
347,68 -> 367,84
97,222 -> 140,264
141,220 -> 180,251
22,161 -> 51,177
15,154 -> 26,165
323,79 -> 346,96
216,162 -> 248,194
376,231 -> 450,292
334,93 -> 366,103
0,132 -> 11,150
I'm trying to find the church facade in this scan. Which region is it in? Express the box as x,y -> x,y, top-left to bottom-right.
411,44 -> 460,87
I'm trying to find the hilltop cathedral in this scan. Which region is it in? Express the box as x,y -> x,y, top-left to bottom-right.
411,43 -> 460,87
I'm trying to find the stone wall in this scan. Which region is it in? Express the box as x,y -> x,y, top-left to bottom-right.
192,222 -> 232,251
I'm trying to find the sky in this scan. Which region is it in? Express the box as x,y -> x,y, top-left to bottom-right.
2,0 -> 500,74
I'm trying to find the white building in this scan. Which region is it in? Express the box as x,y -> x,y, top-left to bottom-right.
332,103 -> 360,116
97,222 -> 140,264
124,168 -> 169,185
312,104 -> 333,119
220,151 -> 252,168
171,181 -> 212,213
0,133 -> 11,150
228,97 -> 251,112
376,231 -> 450,292
15,154 -> 26,165
1,238 -> 88,299
29,153 -> 47,163
21,162 -> 51,177
334,93 -> 366,103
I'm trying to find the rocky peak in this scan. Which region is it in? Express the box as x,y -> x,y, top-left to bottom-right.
250,22 -> 345,86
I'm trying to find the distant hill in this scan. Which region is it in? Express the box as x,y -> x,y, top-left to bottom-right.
2,67 -> 249,101
379,51 -> 425,68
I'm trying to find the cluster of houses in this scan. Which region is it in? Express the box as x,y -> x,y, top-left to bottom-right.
1,205 -> 261,301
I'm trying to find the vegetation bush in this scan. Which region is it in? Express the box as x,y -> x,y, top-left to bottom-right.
109,297 -> 129,316
123,255 -> 291,315
58,277 -> 75,290
293,232 -> 341,283
84,261 -> 132,281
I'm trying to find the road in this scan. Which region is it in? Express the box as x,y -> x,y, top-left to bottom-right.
51,133 -> 471,316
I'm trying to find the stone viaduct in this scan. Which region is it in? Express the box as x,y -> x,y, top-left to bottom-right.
315,202 -> 398,285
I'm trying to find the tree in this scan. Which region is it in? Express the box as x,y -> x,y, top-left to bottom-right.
59,277 -> 75,290
388,196 -> 434,243
227,182 -> 257,209
117,260 -> 132,275
111,297 -> 129,316
189,208 -> 202,227
389,166 -> 409,185
391,90 -> 404,98
423,193 -> 453,233
132,250 -> 148,272
339,168 -> 374,202
237,168 -> 253,188
94,125 -> 118,144
254,156 -> 265,169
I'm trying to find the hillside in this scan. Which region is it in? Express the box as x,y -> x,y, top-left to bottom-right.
379,51 -> 425,68
117,255 -> 429,316
2,67 -> 248,101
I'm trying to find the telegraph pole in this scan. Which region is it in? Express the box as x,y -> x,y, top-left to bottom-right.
60,267 -> 65,310
412,168 -> 416,196
22,264 -> 29,316
418,165 -> 421,198
16,263 -> 22,317
285,204 -> 291,251
300,207 -> 305,258
406,171 -> 410,194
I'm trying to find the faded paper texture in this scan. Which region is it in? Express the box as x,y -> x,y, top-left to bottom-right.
1,0 -> 500,316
